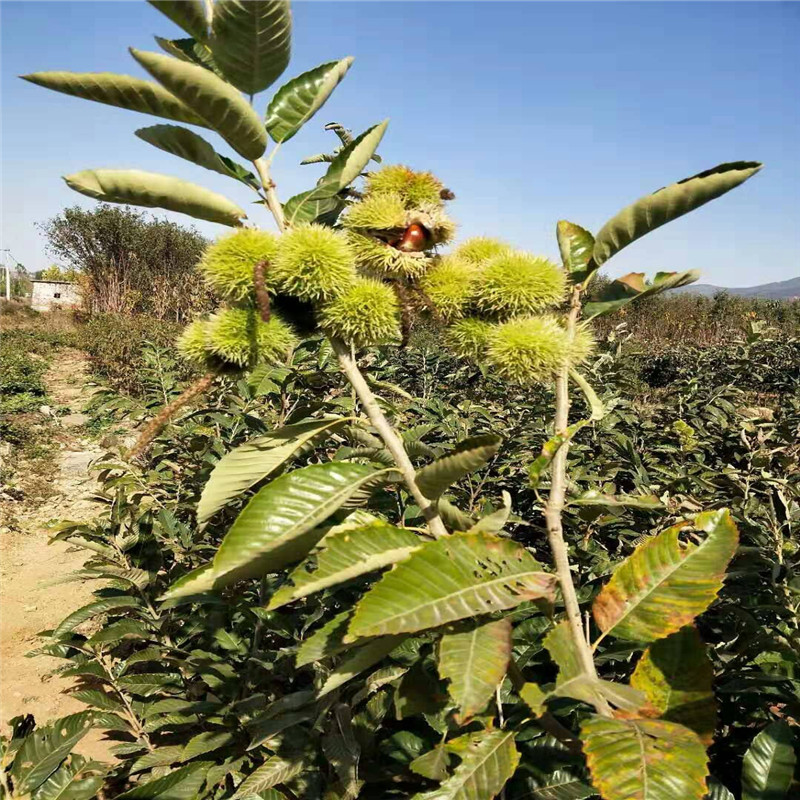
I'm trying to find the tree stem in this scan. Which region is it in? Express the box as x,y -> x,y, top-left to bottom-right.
330,337 -> 449,539
253,157 -> 286,232
543,288 -> 611,715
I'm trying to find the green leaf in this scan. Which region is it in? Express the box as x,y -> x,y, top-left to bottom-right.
583,270 -> 701,320
318,635 -> 407,697
416,435 -> 502,500
130,48 -> 267,160
519,769 -> 595,800
209,0 -> 291,95
53,596 -> 141,638
210,462 -> 387,586
116,762 -> 210,799
181,731 -> 233,762
159,563 -> 217,603
11,712 -> 97,794
197,418 -> 350,526
582,716 -> 708,800
154,37 -> 220,74
348,532 -> 556,639
528,420 -> 591,490
20,71 -> 205,126
557,220 -> 596,285
467,492 -> 512,535
233,755 -> 304,798
540,621 -> 645,713
117,673 -> 182,697
322,705 -> 363,799
437,497 -> 477,533
268,521 -> 421,609
64,169 -> 246,227
266,57 -> 354,143
741,721 -> 796,800
30,761 -> 105,800
296,610 -> 355,667
281,190 -> 345,226
568,490 -> 663,509
283,121 -> 388,225
438,618 -> 511,724
147,0 -> 208,41
412,729 -> 519,800
631,625 -> 716,744
593,161 -> 763,266
130,746 -> 185,774
70,689 -> 126,713
592,509 -> 739,643
410,745 -> 452,781
135,124 -> 258,186
86,619 -> 151,645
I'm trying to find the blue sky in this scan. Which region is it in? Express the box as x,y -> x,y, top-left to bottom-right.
2,1 -> 798,285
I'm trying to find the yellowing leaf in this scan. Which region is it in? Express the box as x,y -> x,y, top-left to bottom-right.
592,509 -> 738,644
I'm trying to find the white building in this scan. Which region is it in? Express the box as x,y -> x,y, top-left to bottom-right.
30,280 -> 81,312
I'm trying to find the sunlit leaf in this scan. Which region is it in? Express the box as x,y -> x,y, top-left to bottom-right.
348,532 -> 556,639
582,716 -> 708,800
147,0 -> 208,41
135,124 -> 258,187
53,596 -> 141,638
130,48 -> 267,159
268,521 -> 421,609
21,71 -> 205,126
416,435 -> 502,500
557,220 -> 596,285
233,754 -> 304,798
266,57 -> 354,143
741,721 -> 796,800
583,270 -> 700,320
318,635 -> 407,697
592,509 -> 739,643
116,762 -> 210,799
64,169 -> 247,227
593,161 -> 763,266
210,0 -> 292,95
197,418 -> 350,526
438,618 -> 511,724
154,36 -> 220,74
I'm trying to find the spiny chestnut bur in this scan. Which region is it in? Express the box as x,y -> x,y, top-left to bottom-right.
446,317 -> 494,361
475,251 -> 566,317
205,308 -> 297,368
199,229 -> 280,302
319,276 -> 401,347
341,163 -> 456,279
454,236 -> 512,265
273,223 -> 356,301
486,315 -> 595,385
419,255 -> 480,321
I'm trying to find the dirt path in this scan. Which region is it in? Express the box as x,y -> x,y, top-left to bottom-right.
0,349 -> 116,758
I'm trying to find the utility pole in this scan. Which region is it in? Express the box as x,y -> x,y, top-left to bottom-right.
1,249 -> 22,300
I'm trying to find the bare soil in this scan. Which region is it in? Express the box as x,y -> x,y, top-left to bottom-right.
0,349 -> 116,759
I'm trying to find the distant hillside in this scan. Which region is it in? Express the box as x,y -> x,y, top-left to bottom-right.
675,276 -> 800,300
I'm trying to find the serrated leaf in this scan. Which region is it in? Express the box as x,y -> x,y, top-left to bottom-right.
318,635 -> 407,697
233,754 -> 304,798
631,625 -> 716,744
10,712 -> 96,794
69,689 -> 126,713
467,491 -> 512,534
135,124 -> 258,186
583,270 -> 700,320
30,757 -> 106,800
87,619 -> 151,645
130,48 -> 267,159
416,435 -> 502,500
741,721 -> 796,800
593,161 -> 763,266
210,0 -> 292,95
207,462 -> 387,587
296,610 -> 355,667
281,189 -> 346,226
266,57 -> 353,143
197,418 -> 350,526
283,121 -> 388,225
159,563 -> 217,602
118,673 -> 182,697
116,762 -> 210,799
147,0 -> 208,41
520,769 -> 595,800
52,597 -> 141,638
592,509 -> 738,643
437,497 -> 477,533
154,37 -> 220,74
348,532 -> 556,639
21,71 -> 205,126
557,220 -> 596,285
568,491 -> 663,509
412,729 -> 519,800
410,745 -> 452,781
582,716 -> 708,800
181,731 -> 233,762
131,746 -> 185,774
64,169 -> 246,227
438,618 -> 511,724
268,521 -> 421,609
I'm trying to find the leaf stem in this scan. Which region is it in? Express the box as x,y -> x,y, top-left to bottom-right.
330,336 -> 449,539
543,287 -> 611,716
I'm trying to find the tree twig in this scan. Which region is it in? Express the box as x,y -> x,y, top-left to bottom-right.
330,337 -> 449,539
543,287 -> 611,716
253,157 -> 286,232
253,260 -> 271,322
